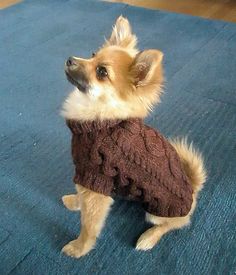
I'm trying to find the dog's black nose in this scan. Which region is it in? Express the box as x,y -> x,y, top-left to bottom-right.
66,56 -> 77,67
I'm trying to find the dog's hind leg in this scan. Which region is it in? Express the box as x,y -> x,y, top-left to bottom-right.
62,184 -> 113,258
136,196 -> 197,251
136,214 -> 191,251
62,194 -> 80,211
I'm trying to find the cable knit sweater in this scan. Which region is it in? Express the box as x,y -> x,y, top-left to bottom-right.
66,118 -> 193,217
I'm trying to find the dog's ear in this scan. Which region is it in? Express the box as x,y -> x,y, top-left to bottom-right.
105,16 -> 138,56
130,50 -> 164,87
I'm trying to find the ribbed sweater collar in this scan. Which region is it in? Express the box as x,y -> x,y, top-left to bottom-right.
66,118 -> 142,134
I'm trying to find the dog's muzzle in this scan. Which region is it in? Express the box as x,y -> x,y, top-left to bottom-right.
65,57 -> 89,93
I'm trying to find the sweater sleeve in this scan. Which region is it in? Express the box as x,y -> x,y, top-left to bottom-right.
74,170 -> 114,196
73,145 -> 115,195
71,132 -> 115,197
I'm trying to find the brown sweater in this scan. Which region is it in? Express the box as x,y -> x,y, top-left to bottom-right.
67,118 -> 193,217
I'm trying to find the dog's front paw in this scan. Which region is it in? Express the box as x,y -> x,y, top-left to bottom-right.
62,194 -> 80,211
62,238 -> 94,258
62,240 -> 85,258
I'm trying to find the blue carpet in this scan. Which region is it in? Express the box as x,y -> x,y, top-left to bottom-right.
0,0 -> 236,274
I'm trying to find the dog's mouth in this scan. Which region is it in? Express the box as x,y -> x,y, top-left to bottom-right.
65,71 -> 88,93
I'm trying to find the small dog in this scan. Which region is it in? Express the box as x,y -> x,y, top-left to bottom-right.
61,16 -> 206,258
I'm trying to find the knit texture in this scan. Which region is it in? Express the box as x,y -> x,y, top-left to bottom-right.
67,118 -> 193,217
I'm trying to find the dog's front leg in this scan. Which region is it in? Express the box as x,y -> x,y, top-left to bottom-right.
62,184 -> 113,258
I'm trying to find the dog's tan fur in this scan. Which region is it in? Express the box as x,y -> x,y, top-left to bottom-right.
62,185 -> 113,258
61,16 -> 206,258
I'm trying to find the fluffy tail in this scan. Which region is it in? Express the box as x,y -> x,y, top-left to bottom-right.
170,138 -> 207,194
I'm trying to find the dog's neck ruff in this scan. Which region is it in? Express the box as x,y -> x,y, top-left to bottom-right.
66,118 -> 142,134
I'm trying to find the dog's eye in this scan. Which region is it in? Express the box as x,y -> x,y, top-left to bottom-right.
96,66 -> 108,80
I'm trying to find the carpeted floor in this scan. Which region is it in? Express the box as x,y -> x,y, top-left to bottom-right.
0,0 -> 236,274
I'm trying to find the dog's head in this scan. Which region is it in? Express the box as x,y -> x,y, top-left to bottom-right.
62,16 -> 164,121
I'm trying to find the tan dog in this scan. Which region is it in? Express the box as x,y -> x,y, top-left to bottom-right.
61,16 -> 206,258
